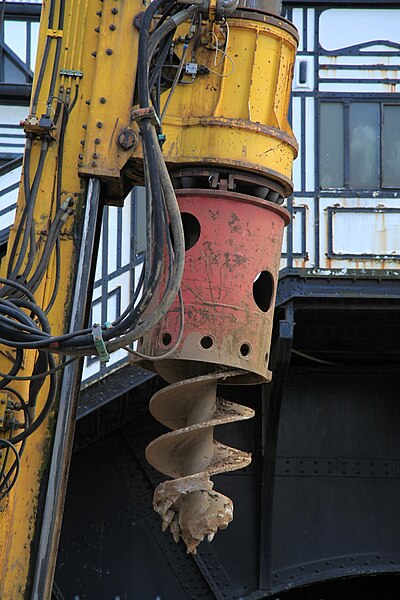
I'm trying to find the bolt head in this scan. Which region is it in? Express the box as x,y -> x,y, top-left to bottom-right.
117,128 -> 138,151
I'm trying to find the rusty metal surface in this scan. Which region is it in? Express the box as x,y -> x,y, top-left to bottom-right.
284,197 -> 400,273
141,190 -> 289,382
190,116 -> 297,149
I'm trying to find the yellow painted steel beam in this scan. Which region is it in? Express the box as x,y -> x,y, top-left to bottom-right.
0,0 -> 142,596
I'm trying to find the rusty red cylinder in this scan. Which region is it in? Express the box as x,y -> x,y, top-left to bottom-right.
140,189 -> 290,384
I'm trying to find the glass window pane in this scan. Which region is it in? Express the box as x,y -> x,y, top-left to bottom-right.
4,57 -> 26,84
349,102 -> 379,189
320,102 -> 344,188
4,21 -> 27,63
382,105 -> 400,188
30,22 -> 40,70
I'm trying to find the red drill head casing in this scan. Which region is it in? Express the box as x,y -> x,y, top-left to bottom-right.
139,189 -> 289,384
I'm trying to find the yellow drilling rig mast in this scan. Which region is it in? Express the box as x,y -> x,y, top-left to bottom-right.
0,0 -> 297,596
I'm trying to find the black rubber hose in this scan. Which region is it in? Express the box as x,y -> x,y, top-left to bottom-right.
0,439 -> 21,500
31,38 -> 51,115
6,140 -> 32,279
46,0 -> 66,113
0,357 -> 76,383
149,29 -> 175,92
46,38 -> 63,116
155,1 -> 178,31
0,278 -> 36,303
137,0 -> 167,109
148,6 -> 200,59
27,199 -> 72,292
0,312 -> 41,337
31,0 -> 57,113
7,353 -> 57,446
7,141 -> 48,282
111,261 -> 145,327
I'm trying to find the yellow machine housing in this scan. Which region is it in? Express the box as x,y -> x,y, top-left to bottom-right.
161,12 -> 298,197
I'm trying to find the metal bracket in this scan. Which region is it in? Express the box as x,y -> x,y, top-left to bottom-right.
131,106 -> 160,130
47,29 -> 63,38
21,114 -> 57,139
92,323 -> 110,364
59,69 -> 83,78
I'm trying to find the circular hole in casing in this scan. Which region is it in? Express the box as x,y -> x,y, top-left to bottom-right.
169,212 -> 201,251
239,342 -> 251,358
182,212 -> 201,250
253,271 -> 274,312
200,335 -> 214,350
161,332 -> 172,346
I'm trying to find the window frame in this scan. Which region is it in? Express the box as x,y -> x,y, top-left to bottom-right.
0,3 -> 40,99
319,95 -> 400,193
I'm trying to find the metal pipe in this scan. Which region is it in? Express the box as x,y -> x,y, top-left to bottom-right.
218,0 -> 240,16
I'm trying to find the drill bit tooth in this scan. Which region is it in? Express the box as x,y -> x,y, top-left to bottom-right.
146,370 -> 254,552
163,509 -> 175,525
161,520 -> 169,533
